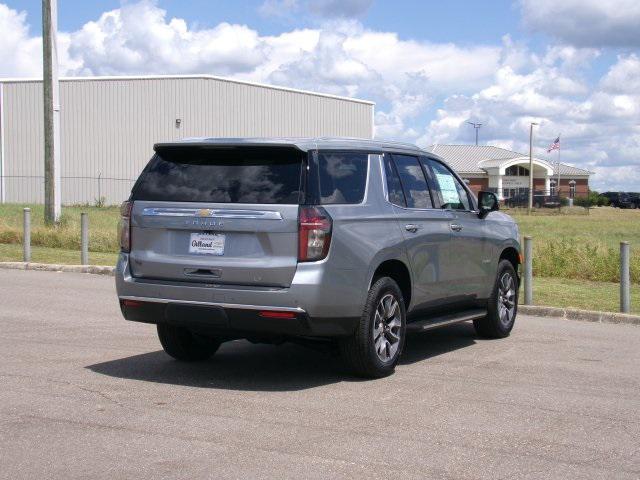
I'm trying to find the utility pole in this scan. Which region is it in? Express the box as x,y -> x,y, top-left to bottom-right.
467,122 -> 482,146
43,0 -> 61,224
528,122 -> 539,214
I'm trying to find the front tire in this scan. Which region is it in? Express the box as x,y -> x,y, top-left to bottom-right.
339,277 -> 406,378
157,323 -> 221,361
474,260 -> 518,338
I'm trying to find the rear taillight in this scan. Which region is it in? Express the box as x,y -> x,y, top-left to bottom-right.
298,206 -> 332,262
119,201 -> 133,253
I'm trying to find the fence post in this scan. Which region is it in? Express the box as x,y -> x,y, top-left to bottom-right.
524,236 -> 533,305
620,241 -> 630,314
23,208 -> 31,262
81,212 -> 89,265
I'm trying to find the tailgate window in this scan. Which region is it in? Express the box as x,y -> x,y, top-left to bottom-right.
132,146 -> 304,204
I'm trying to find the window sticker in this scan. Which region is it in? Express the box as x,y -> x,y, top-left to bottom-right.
435,173 -> 460,205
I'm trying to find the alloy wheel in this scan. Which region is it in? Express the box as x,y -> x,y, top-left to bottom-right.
373,293 -> 402,362
498,272 -> 516,327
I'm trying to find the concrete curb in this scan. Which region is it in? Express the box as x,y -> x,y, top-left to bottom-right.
0,262 -> 637,325
0,261 -> 115,276
519,305 -> 640,326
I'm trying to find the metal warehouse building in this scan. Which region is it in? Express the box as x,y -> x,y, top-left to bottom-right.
0,75 -> 374,205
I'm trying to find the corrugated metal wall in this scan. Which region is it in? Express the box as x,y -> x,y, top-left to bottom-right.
0,76 -> 374,205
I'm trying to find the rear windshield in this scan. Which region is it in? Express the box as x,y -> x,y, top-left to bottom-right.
132,146 -> 304,204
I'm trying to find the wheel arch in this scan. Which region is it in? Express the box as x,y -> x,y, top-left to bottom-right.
369,259 -> 412,310
499,246 -> 521,284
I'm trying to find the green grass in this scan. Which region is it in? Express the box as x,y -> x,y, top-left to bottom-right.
522,276 -> 639,315
511,207 -> 640,283
0,204 -> 120,253
0,243 -> 118,266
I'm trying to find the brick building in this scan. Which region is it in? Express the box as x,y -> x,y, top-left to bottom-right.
430,144 -> 591,200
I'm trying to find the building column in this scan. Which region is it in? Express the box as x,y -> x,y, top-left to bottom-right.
545,176 -> 551,196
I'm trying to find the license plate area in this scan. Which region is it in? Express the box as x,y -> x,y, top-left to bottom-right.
189,232 -> 225,255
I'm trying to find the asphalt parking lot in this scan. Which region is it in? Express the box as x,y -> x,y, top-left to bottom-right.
1,269 -> 639,479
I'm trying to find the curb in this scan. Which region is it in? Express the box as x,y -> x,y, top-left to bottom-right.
0,261 -> 115,276
519,305 -> 640,326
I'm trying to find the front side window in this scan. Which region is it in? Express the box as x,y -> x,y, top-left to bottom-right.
426,159 -> 471,210
317,152 -> 368,204
392,154 -> 433,209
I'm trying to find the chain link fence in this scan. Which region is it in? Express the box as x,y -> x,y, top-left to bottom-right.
0,175 -> 136,206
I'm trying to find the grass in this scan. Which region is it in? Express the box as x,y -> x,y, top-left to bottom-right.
511,207 -> 640,283
0,243 -> 118,266
522,276 -> 639,315
0,204 -> 120,253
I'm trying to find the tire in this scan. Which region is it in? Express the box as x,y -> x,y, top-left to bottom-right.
157,323 -> 221,361
339,277 -> 406,378
474,260 -> 518,339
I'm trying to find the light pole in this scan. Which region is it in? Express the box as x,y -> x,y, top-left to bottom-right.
528,122 -> 539,214
467,122 -> 482,146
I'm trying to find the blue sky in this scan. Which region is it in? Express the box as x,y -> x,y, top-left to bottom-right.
0,0 -> 639,190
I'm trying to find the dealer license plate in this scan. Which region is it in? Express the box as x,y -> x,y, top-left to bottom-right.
189,233 -> 225,255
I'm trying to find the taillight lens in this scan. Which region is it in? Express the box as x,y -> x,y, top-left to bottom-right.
298,206 -> 332,262
119,201 -> 133,252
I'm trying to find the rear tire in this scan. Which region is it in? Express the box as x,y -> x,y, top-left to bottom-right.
157,323 -> 221,361
339,277 -> 406,378
474,260 -> 518,338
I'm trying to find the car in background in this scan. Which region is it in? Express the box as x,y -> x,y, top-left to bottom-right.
601,192 -> 636,209
504,191 -> 560,208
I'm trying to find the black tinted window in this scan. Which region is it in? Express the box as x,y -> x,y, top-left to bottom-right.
383,154 -> 406,206
132,147 -> 303,204
392,155 -> 433,209
318,152 -> 368,204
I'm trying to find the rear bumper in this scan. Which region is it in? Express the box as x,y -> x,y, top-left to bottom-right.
115,253 -> 363,337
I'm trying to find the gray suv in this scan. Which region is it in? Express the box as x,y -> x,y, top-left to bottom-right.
116,138 -> 521,378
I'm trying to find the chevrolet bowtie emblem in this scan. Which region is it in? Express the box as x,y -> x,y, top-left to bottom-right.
197,209 -> 212,217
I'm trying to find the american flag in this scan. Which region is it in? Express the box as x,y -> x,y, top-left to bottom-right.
547,136 -> 560,153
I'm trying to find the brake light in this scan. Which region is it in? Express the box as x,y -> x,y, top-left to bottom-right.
298,206 -> 332,262
119,201 -> 133,253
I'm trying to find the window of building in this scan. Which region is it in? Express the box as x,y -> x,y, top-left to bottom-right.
550,179 -> 557,196
569,180 -> 576,198
505,165 -> 529,176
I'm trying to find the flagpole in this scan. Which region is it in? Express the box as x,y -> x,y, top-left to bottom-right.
557,134 -> 561,200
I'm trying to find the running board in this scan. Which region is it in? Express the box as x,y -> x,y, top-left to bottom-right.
406,308 -> 487,332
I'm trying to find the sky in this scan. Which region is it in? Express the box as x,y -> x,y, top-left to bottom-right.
1,0 -> 639,191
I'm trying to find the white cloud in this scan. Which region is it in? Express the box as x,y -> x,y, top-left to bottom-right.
419,53 -> 640,191
0,4 -> 41,77
521,0 -> 640,47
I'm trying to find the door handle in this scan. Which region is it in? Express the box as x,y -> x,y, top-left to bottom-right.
450,223 -> 463,232
405,224 -> 419,233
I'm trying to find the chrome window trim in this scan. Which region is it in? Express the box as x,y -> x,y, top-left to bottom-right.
142,207 -> 283,220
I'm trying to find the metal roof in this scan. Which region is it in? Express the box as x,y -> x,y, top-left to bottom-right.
155,137 -> 430,155
0,74 -> 375,106
429,144 -> 592,176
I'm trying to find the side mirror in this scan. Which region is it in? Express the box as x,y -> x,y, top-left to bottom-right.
478,191 -> 499,219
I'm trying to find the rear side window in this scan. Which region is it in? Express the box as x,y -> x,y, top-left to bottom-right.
318,152 -> 368,204
383,154 -> 406,207
392,154 -> 433,209
132,147 -> 303,204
